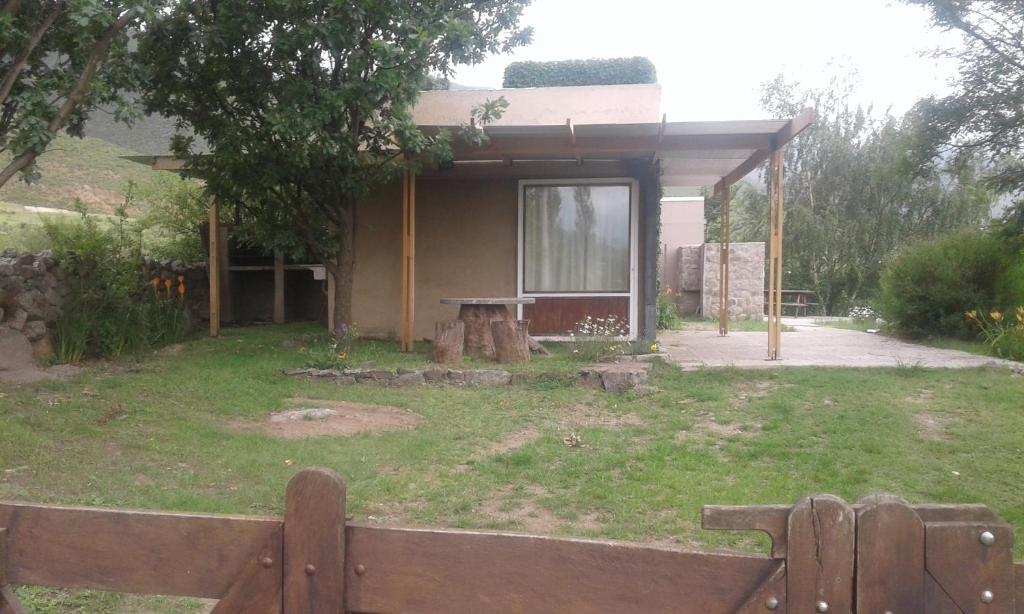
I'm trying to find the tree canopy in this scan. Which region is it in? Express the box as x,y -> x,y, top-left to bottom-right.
139,0 -> 532,326
904,0 -> 1024,194
0,0 -> 153,187
709,76 -> 994,315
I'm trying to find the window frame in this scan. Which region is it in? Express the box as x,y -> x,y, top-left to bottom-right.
516,177 -> 639,338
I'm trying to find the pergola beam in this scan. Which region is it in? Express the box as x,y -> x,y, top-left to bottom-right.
399,170 -> 417,352
718,186 -> 730,336
767,149 -> 785,360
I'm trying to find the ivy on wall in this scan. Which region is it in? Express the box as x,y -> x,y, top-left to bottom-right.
502,57 -> 657,88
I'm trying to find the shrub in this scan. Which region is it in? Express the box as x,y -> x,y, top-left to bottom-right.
879,233 -> 1011,338
657,288 -> 682,330
46,207 -> 191,362
301,323 -> 356,369
502,57 -> 657,88
967,307 -> 1024,361
138,175 -> 210,262
569,315 -> 628,362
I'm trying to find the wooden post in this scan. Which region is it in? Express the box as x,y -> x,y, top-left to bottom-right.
767,149 -> 784,360
433,320 -> 464,364
208,203 -> 220,338
491,319 -> 530,364
400,171 -> 416,352
718,182 -> 731,336
273,249 -> 285,324
0,528 -> 26,614
326,271 -> 336,333
283,469 -> 346,614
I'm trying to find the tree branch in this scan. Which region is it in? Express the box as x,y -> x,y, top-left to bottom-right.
0,3 -> 65,108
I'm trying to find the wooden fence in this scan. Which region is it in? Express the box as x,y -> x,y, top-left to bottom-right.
1,468 -> 1022,613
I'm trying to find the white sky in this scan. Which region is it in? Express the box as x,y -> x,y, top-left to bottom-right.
453,0 -> 963,120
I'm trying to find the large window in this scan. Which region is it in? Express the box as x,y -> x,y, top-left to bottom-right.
522,183 -> 631,293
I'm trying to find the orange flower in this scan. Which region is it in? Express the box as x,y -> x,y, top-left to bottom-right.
177,283 -> 185,296
176,274 -> 185,282
164,279 -> 173,289
151,277 -> 160,287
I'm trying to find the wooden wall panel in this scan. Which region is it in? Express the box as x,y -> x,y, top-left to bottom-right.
523,297 -> 629,335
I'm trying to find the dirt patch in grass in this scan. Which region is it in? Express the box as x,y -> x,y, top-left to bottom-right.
675,417 -> 760,444
230,398 -> 420,439
731,380 -> 787,406
557,403 -> 644,431
914,412 -> 947,441
480,485 -> 604,534
471,428 -> 541,461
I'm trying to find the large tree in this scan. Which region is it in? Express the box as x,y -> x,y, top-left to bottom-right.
0,0 -> 153,187
904,0 -> 1024,193
139,0 -> 531,327
715,77 -> 993,315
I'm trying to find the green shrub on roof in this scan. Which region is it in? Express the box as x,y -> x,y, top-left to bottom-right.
502,57 -> 657,88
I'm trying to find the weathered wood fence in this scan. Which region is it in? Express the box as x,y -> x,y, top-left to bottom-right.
1,468 -> 1021,613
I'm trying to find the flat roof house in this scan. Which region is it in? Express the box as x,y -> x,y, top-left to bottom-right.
142,83 -> 811,357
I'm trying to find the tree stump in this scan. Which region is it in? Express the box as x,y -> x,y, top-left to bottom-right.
433,320 -> 464,364
458,304 -> 511,359
491,319 -> 530,364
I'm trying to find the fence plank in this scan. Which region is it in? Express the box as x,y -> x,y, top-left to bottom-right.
210,530 -> 283,614
1016,562 -> 1023,610
283,468 -> 346,614
0,585 -> 26,614
855,495 -> 924,613
344,525 -> 776,613
786,495 -> 855,614
0,502 -> 281,598
926,522 -> 1014,614
734,562 -> 786,613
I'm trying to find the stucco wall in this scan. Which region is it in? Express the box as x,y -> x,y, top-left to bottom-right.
412,84 -> 662,126
659,197 -> 704,315
700,242 -> 765,320
351,164 -> 655,340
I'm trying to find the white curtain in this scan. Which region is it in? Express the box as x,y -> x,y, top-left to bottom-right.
523,184 -> 630,292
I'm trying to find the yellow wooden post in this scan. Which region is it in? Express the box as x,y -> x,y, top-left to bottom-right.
400,171 -> 416,352
327,270 -> 336,333
208,203 -> 220,337
718,183 -> 731,335
767,149 -> 785,359
273,249 -> 285,324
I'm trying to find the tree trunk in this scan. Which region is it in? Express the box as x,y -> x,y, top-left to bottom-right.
432,320 -> 464,364
323,205 -> 355,332
491,319 -> 530,364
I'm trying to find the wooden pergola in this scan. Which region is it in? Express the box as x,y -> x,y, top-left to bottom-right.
138,109 -> 813,359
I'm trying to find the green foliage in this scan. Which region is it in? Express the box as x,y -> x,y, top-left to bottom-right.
502,57 -> 657,88
138,175 -> 211,262
967,307 -> 1024,361
138,0 -> 532,326
43,205 -> 190,361
725,76 -> 993,315
0,0 -> 156,186
904,0 -> 1024,193
656,288 -> 682,330
879,233 -> 1011,338
569,315 -> 629,362
301,323 -> 357,370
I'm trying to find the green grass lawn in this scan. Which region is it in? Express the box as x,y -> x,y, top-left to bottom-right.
2,323 -> 1024,611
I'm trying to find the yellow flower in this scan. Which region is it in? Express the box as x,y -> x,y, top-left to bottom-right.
649,343 -> 658,352
337,352 -> 347,360
965,310 -> 978,321
1015,306 -> 1024,325
299,346 -> 307,353
991,311 -> 1003,322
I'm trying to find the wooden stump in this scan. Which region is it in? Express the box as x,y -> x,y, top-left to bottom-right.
458,304 -> 511,359
491,319 -> 530,364
433,320 -> 464,364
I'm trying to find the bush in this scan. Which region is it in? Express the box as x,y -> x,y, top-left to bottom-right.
45,207 -> 191,362
656,288 -> 681,330
138,175 -> 210,262
502,57 -> 657,88
880,233 -> 1011,338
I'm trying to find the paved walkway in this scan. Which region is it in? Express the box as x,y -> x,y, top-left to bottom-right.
659,319 -> 1022,370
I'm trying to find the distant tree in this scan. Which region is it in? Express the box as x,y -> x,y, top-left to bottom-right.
723,76 -> 993,315
139,0 -> 531,327
904,0 -> 1024,193
0,0 -> 154,188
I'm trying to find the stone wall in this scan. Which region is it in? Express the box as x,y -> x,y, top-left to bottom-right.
700,242 -> 765,320
670,244 -> 703,315
0,250 -> 67,358
0,250 -> 208,361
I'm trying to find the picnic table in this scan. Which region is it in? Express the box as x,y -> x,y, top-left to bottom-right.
440,297 -> 535,358
764,289 -> 819,317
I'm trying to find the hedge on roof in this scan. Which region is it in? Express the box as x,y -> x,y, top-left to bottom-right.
502,57 -> 657,88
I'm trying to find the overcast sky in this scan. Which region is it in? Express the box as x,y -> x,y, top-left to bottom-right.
452,0 -> 963,121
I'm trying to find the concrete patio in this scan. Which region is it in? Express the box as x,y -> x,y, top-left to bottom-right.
659,319 -> 1022,370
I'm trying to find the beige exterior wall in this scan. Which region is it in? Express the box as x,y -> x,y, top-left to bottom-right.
411,84 -> 662,126
659,196 -> 704,299
352,164 -> 655,340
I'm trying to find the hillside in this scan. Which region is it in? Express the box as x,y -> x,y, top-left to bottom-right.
0,135 -> 156,215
